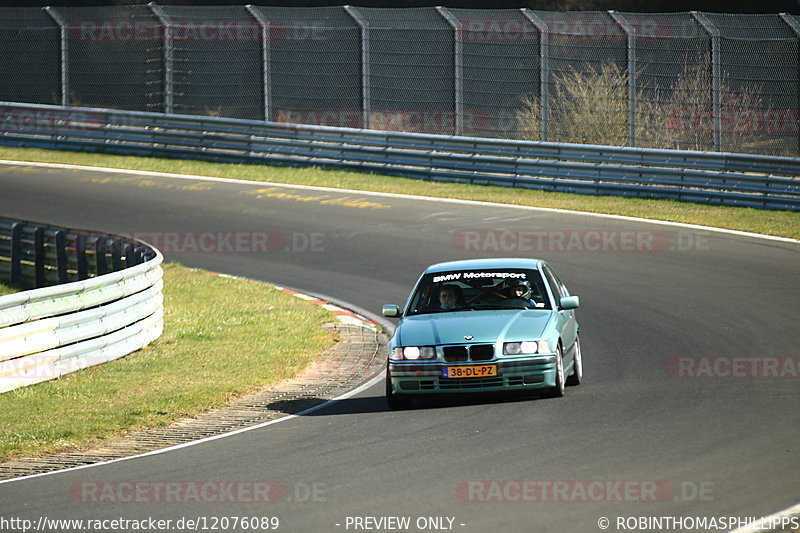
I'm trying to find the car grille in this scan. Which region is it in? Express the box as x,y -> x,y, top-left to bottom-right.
470,344 -> 494,361
400,375 -> 542,391
443,346 -> 467,362
443,344 -> 494,362
438,376 -> 505,389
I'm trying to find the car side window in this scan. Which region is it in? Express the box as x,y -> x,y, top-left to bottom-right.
407,283 -> 432,314
551,267 -> 570,297
542,266 -> 564,304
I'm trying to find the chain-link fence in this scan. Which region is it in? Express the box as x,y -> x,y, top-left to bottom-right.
2,6 -> 799,156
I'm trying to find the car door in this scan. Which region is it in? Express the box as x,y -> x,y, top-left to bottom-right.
541,264 -> 579,364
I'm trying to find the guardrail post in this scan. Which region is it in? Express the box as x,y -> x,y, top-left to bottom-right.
43,7 -> 68,107
246,5 -> 272,122
436,7 -> 463,136
609,11 -> 637,148
111,239 -> 124,272
10,223 -> 22,285
124,242 -> 136,267
779,13 -> 800,156
344,6 -> 371,129
149,2 -> 173,114
95,237 -> 108,276
76,233 -> 88,280
55,230 -> 68,283
521,9 -> 549,142
33,226 -> 45,288
692,11 -> 722,152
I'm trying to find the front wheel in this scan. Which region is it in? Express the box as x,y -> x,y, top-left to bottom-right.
566,335 -> 582,387
544,343 -> 565,398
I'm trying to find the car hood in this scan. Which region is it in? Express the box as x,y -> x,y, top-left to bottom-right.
395,309 -> 554,346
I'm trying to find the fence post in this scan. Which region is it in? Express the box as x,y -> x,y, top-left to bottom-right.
609,11 -> 637,148
95,237 -> 108,276
521,9 -> 549,142
692,11 -> 722,152
10,223 -> 22,285
149,2 -> 173,114
76,233 -> 87,280
34,226 -> 45,288
247,5 -> 272,122
779,13 -> 800,156
111,239 -> 123,272
124,242 -> 137,267
55,230 -> 68,283
344,6 -> 371,130
43,7 -> 68,107
436,7 -> 463,136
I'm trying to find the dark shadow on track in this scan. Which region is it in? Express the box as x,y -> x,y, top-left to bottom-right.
284,388 -> 564,416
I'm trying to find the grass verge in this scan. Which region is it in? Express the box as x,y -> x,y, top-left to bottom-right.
0,263 -> 335,460
0,146 -> 798,239
0,281 -> 19,297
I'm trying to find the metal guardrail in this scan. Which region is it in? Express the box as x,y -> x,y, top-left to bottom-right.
1,101 -> 799,210
0,217 -> 163,393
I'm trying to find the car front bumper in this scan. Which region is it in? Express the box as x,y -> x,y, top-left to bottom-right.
387,356 -> 558,395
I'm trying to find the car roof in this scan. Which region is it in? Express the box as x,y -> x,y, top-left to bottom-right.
423,257 -> 545,274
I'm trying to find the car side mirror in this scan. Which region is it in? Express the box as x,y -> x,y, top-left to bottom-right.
560,296 -> 580,310
382,304 -> 402,318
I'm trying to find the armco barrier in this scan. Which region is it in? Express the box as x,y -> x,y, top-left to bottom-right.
1,101 -> 799,210
0,217 -> 163,393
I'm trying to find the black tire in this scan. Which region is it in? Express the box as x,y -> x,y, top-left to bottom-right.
544,343 -> 565,398
566,335 -> 583,387
385,367 -> 413,409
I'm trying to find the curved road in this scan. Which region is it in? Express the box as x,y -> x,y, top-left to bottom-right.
0,161 -> 798,532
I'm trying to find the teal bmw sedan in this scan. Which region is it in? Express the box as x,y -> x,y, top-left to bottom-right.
382,258 -> 581,408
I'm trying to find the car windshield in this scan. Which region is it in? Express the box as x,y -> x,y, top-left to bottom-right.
405,269 -> 551,315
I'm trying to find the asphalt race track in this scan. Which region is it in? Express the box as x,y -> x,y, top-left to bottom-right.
0,161 -> 798,533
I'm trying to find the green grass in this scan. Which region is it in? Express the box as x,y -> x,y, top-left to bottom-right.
0,277 -> 32,297
0,263 -> 334,459
0,146 -> 798,239
0,282 -> 18,297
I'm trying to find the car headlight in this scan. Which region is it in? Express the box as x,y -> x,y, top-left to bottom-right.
391,346 -> 436,360
503,340 -> 550,355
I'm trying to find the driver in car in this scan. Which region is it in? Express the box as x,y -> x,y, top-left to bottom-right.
509,281 -> 539,307
437,285 -> 461,310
